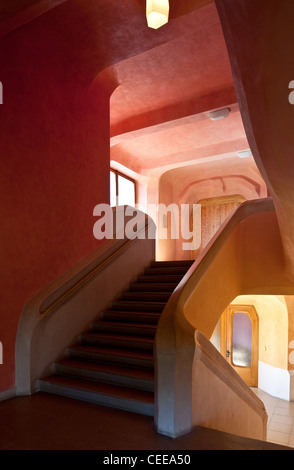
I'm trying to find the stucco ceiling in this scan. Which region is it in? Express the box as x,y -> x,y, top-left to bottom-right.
108,1 -> 251,177
1,0 -> 252,179
3,0 -> 294,281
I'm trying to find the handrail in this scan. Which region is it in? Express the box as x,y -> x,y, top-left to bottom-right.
178,197 -> 275,302
176,198 -> 277,334
15,205 -> 156,395
26,206 -> 153,317
194,330 -> 267,417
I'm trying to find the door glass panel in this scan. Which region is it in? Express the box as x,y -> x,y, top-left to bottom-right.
232,312 -> 252,367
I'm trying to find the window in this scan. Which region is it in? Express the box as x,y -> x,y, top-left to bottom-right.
110,169 -> 136,207
232,312 -> 252,367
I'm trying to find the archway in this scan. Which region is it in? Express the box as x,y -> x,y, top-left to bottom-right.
211,294 -> 290,400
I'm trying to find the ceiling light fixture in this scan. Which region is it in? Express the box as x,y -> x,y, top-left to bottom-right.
237,150 -> 252,159
208,108 -> 230,121
146,0 -> 169,29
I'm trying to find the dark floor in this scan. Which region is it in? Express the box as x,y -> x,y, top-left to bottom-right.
0,392 -> 291,452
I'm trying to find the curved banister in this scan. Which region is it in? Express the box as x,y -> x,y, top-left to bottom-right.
177,198 -> 276,334
155,197 -> 291,439
15,206 -> 156,395
177,197 -> 274,305
38,208 -> 153,316
194,330 -> 266,417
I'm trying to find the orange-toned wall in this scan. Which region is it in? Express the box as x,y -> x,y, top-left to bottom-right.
285,297 -> 294,371
215,0 -> 294,284
0,17 -> 110,393
231,295 -> 288,370
158,158 -> 267,260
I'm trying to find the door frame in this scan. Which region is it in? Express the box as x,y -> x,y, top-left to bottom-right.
221,304 -> 259,387
190,194 -> 246,259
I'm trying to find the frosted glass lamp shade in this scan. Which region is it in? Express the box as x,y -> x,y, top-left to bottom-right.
146,0 -> 169,29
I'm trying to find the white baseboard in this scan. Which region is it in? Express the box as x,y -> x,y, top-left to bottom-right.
258,361 -> 290,401
0,387 -> 16,402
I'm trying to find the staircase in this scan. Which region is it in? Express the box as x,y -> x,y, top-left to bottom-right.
38,260 -> 194,416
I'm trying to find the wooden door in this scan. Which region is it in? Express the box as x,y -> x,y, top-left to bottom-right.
221,305 -> 259,387
191,194 -> 246,259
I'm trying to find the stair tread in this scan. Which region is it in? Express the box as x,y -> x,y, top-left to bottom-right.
144,267 -> 189,275
82,332 -> 154,342
121,292 -> 171,301
112,300 -> 166,310
129,283 -> 177,292
102,309 -> 161,316
137,275 -> 183,282
113,300 -> 166,305
39,375 -> 154,403
56,359 -> 154,379
93,320 -> 157,329
101,311 -> 160,325
122,290 -> 172,295
111,300 -> 166,313
150,260 -> 194,266
69,344 -> 154,360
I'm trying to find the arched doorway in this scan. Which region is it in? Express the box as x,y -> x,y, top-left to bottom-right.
210,295 -> 290,400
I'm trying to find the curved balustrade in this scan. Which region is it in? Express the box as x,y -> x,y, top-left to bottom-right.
15,198 -> 294,441
15,206 -> 156,395
155,197 -> 294,439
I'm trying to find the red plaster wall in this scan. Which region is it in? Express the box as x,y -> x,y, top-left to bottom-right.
0,14 -> 110,392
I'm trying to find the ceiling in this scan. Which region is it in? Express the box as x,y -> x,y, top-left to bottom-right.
2,0 -> 294,281
0,0 -> 252,180
107,1 -> 251,177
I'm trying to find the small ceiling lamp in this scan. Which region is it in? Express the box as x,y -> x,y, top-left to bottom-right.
208,108 -> 230,121
237,150 -> 252,159
146,0 -> 169,29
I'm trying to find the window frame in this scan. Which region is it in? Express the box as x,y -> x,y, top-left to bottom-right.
110,168 -> 137,207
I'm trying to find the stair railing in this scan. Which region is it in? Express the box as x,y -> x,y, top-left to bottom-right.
154,197 -> 293,440
15,206 -> 156,395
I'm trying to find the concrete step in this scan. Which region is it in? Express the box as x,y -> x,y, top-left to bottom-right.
111,300 -> 166,312
121,291 -> 171,302
137,274 -> 183,283
91,320 -> 157,337
80,332 -> 154,351
102,309 -> 161,324
150,260 -> 194,268
54,359 -> 154,392
68,344 -> 154,370
144,266 -> 189,276
129,282 -> 178,292
38,375 -> 154,416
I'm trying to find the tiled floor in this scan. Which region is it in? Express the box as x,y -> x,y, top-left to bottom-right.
252,387 -> 294,448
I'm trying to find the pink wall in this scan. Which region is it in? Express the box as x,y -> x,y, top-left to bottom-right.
0,13 -> 111,392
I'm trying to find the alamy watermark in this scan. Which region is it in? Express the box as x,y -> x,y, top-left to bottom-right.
93,203 -> 201,251
0,341 -> 3,365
